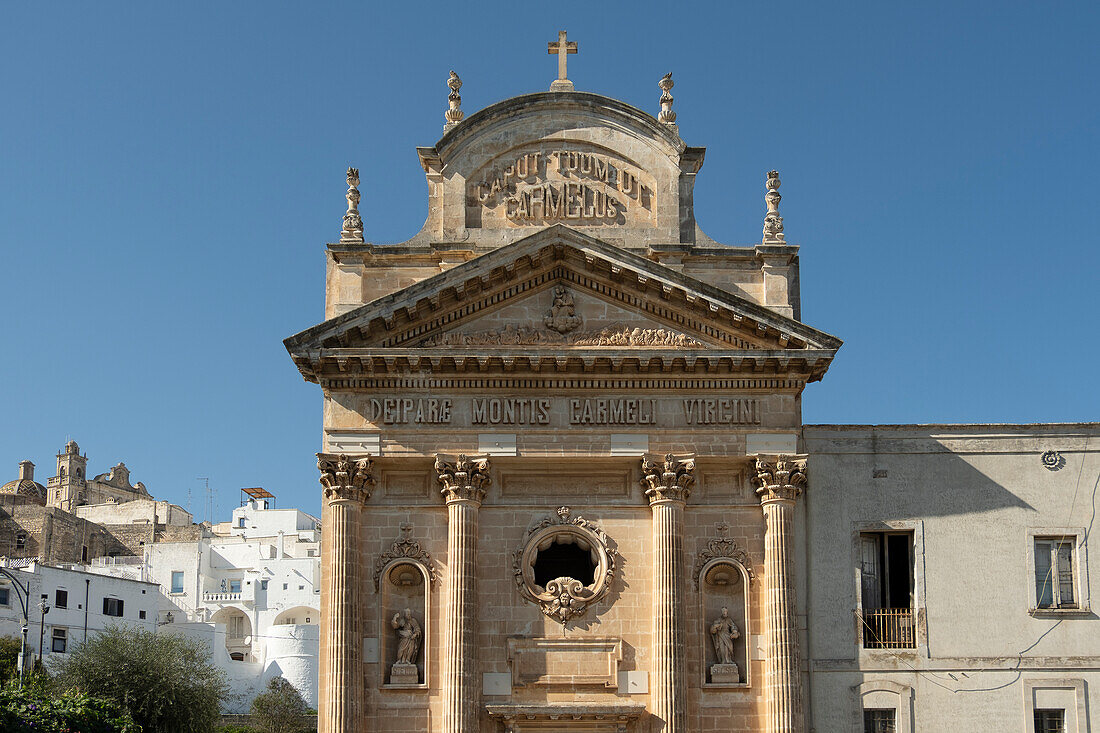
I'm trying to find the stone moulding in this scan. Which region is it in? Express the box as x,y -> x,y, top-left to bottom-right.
421,323 -> 706,348
505,636 -> 623,688
691,536 -> 755,590
512,506 -> 618,624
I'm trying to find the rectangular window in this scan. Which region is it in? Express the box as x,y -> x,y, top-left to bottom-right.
139,610 -> 146,619
1035,538 -> 1076,609
859,531 -> 915,649
170,571 -> 184,594
1034,709 -> 1065,733
16,535 -> 26,549
55,589 -> 68,609
260,580 -> 268,590
103,597 -> 124,617
0,588 -> 9,607
227,615 -> 246,639
51,628 -> 67,654
81,545 -> 88,561
238,518 -> 246,528
229,579 -> 242,594
863,709 -> 896,733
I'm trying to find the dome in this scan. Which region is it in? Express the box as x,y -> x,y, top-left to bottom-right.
0,478 -> 47,504
1,460 -> 47,504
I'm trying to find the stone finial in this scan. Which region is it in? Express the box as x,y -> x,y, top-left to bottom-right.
317,452 -> 374,503
658,73 -> 677,124
435,453 -> 491,503
762,170 -> 786,244
640,452 -> 696,503
340,167 -> 364,243
750,454 -> 806,503
444,70 -> 464,130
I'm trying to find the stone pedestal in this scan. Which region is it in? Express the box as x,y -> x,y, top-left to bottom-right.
710,663 -> 741,684
437,454 -> 491,733
641,453 -> 695,733
753,455 -> 808,733
389,662 -> 419,686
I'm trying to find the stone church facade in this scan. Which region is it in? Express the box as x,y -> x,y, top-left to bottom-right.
285,43 -> 1099,733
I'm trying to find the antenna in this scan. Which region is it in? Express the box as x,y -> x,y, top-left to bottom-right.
196,477 -> 210,524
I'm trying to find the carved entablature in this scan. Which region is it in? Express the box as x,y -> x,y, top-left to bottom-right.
692,536 -> 755,590
373,526 -> 437,591
435,453 -> 491,504
751,454 -> 807,503
640,453 -> 696,504
512,506 -> 618,625
317,452 -> 375,504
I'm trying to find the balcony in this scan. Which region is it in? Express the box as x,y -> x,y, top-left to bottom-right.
861,608 -> 915,649
203,591 -> 242,603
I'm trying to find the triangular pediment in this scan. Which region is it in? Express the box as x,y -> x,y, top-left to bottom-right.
285,226 -> 842,382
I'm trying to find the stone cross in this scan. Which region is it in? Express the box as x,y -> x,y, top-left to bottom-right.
547,30 -> 577,91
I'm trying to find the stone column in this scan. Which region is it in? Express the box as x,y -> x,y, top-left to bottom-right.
641,453 -> 696,733
436,454 -> 491,733
317,453 -> 375,733
752,455 -> 808,733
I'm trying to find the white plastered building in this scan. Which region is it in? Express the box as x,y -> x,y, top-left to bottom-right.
144,492 -> 322,710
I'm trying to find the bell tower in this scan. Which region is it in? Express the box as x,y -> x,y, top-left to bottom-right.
52,439 -> 87,510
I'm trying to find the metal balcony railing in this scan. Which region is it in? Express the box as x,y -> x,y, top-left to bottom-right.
861,608 -> 915,649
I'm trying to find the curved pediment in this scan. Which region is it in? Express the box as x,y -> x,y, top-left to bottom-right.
413,92 -> 705,248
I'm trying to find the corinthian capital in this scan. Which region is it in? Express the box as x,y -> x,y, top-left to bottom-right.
751,454 -> 807,503
435,453 -> 491,504
640,452 -> 696,504
317,452 -> 375,504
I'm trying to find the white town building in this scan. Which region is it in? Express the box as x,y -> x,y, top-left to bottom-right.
144,489 -> 322,710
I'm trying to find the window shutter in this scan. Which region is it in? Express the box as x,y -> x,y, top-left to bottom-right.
1056,541 -> 1074,605
860,535 -> 882,609
1034,541 -> 1053,608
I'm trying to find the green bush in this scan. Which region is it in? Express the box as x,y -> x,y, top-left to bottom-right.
250,676 -> 309,733
0,636 -> 23,683
215,726 -> 258,733
0,685 -> 138,733
52,624 -> 230,733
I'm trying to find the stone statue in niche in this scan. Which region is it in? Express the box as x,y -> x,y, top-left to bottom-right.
709,606 -> 741,683
389,607 -> 422,685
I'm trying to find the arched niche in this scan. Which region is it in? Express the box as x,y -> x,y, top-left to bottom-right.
698,557 -> 751,687
377,558 -> 431,688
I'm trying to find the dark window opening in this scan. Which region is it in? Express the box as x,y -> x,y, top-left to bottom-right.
51,629 -> 67,654
139,610 -> 146,619
55,590 -> 68,609
863,709 -> 896,733
103,597 -> 124,617
81,546 -> 88,562
533,540 -> 596,587
859,531 -> 915,649
16,535 -> 26,550
1035,709 -> 1065,733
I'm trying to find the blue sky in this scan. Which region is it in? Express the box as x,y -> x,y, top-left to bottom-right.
2,2 -> 1097,518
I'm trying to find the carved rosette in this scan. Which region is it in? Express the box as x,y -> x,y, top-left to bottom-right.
751,454 -> 807,503
512,507 -> 618,624
317,452 -> 374,504
640,453 -> 696,504
373,529 -> 437,590
435,453 -> 491,504
692,536 -> 756,589
340,167 -> 364,243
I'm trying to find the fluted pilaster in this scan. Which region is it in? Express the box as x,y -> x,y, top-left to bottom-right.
317,454 -> 374,733
753,455 -> 807,733
437,454 -> 490,733
641,453 -> 695,733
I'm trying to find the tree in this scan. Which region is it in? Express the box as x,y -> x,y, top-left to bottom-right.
52,625 -> 230,733
0,685 -> 139,733
250,676 -> 309,733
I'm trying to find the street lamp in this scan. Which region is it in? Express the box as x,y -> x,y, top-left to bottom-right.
0,568 -> 31,688
37,594 -> 50,666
